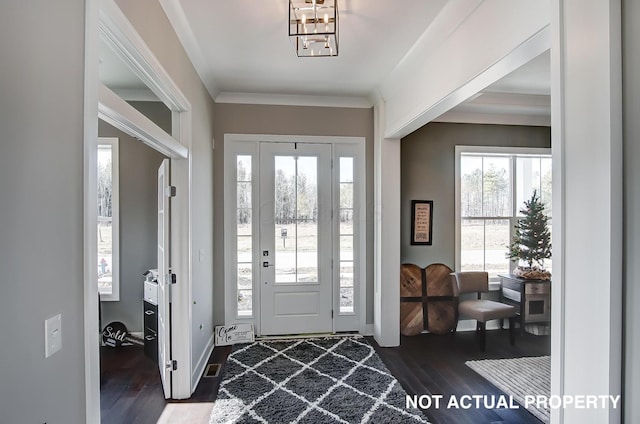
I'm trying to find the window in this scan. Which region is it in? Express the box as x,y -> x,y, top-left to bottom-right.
236,155 -> 253,316
339,157 -> 355,314
98,137 -> 119,300
273,155 -> 319,284
455,146 -> 552,281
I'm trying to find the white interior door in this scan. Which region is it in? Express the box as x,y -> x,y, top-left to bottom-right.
260,143 -> 333,335
157,159 -> 172,398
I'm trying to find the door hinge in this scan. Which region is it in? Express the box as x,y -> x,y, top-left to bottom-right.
166,186 -> 177,197
331,310 -> 334,318
166,273 -> 177,284
167,360 -> 177,371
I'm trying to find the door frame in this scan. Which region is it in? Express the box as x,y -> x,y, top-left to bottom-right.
84,0 -> 194,421
223,134 -> 367,336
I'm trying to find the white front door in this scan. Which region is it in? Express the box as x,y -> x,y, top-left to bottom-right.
259,143 -> 333,335
157,159 -> 172,398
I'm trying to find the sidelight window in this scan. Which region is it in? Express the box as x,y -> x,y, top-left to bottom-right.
237,155 -> 253,316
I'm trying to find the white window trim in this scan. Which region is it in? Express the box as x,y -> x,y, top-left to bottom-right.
98,137 -> 120,301
224,134 -> 367,335
454,145 -> 551,288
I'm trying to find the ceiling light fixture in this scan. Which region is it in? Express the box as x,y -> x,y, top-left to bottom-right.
289,0 -> 338,57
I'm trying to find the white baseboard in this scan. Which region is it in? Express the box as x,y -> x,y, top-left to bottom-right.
362,324 -> 374,336
191,333 -> 215,393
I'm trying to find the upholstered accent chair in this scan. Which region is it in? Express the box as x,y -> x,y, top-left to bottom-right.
451,271 -> 517,351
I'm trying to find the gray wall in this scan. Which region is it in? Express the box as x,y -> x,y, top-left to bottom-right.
623,0 -> 640,421
0,1 -> 86,423
128,100 -> 172,133
400,122 -> 551,268
99,117 -> 167,333
212,103 -> 375,325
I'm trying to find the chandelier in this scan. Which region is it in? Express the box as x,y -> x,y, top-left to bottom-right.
289,0 -> 338,57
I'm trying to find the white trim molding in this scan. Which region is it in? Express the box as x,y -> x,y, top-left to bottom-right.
191,333 -> 215,393
215,92 -> 373,109
551,1 -> 623,423
381,1 -> 550,139
373,99 -> 401,347
99,0 -> 190,112
83,1 -> 101,422
98,84 -> 188,159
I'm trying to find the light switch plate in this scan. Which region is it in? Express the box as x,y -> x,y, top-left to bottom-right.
45,314 -> 62,358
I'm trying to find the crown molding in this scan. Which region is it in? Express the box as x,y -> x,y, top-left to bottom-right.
159,0 -> 219,100
215,92 -> 373,108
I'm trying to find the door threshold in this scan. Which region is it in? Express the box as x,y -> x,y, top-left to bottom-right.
256,332 -> 360,342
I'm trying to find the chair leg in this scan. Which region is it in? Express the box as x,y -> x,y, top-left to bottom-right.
479,322 -> 486,352
509,317 -> 516,346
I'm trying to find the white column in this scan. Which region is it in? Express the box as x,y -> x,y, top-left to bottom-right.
551,0 -> 622,422
373,99 -> 400,347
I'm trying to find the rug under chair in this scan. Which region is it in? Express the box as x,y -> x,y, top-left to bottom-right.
209,336 -> 429,423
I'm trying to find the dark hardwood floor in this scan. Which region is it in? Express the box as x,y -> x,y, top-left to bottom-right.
371,330 -> 551,424
100,346 -> 166,424
100,345 -> 231,424
101,330 -> 549,424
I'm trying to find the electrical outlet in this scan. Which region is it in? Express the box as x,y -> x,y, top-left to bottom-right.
45,314 -> 62,358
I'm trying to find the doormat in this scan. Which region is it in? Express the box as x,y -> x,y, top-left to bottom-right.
209,336 -> 430,423
466,356 -> 550,423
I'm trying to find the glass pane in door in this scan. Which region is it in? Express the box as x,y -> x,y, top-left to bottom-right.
274,155 -> 318,284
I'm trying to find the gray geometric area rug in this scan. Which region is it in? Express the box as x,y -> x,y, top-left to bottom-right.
465,356 -> 550,423
209,336 -> 429,423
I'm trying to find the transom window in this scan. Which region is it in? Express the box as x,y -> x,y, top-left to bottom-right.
455,146 -> 552,280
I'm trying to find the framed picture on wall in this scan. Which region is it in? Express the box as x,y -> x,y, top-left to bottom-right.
411,200 -> 433,245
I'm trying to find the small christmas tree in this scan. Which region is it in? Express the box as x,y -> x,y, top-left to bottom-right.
507,190 -> 552,279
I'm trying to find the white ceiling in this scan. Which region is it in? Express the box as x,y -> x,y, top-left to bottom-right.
100,0 -> 551,126
170,0 -> 449,99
